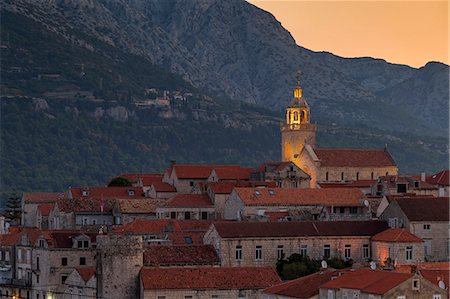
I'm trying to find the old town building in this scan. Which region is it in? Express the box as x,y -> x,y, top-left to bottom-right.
251,161 -> 311,188
156,194 -> 215,220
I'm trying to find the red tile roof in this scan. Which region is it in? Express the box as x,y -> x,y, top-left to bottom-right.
45,231 -> 97,248
115,173 -> 163,186
58,198 -> 116,213
172,164 -> 243,179
0,233 -> 21,246
394,197 -> 449,221
75,268 -> 95,283
265,211 -> 289,222
314,148 -> 397,167
319,180 -> 376,189
143,245 -> 219,266
213,167 -> 252,180
140,267 -> 281,290
23,192 -> 66,203
427,170 -> 450,186
69,186 -> 144,200
207,181 -> 276,194
177,220 -> 213,232
234,187 -> 364,206
263,269 -> 349,298
212,221 -> 388,238
151,182 -> 176,192
113,219 -> 182,234
321,269 -> 413,294
165,194 -> 213,208
372,228 -> 422,242
38,203 -> 54,216
116,198 -> 166,214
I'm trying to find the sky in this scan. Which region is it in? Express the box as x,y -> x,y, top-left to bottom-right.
248,0 -> 449,68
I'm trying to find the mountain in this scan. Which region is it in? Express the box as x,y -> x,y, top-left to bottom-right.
0,0 -> 448,198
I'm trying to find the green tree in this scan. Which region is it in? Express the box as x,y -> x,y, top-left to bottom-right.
108,177 -> 132,187
5,191 -> 21,223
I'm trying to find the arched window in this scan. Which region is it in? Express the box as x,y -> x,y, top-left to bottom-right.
356,172 -> 359,180
300,110 -> 305,123
326,172 -> 329,181
341,172 -> 344,181
293,111 -> 299,121
288,111 -> 292,123
371,172 -> 374,179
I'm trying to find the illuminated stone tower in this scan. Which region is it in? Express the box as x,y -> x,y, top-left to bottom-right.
281,70 -> 316,163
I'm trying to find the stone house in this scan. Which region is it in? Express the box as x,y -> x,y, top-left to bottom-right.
21,192 -> 64,227
203,221 -> 388,267
296,145 -> 398,188
319,268 -> 447,299
157,194 -> 215,220
143,244 -> 220,267
224,187 -> 370,221
371,228 -> 425,266
251,161 -> 311,188
59,267 -> 96,299
139,266 -> 281,299
35,203 -> 53,229
380,197 -> 449,261
112,198 -> 165,225
145,182 -> 177,199
374,175 -> 438,197
0,233 -> 19,295
426,170 -> 449,197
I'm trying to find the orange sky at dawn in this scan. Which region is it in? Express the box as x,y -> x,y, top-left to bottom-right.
248,0 -> 448,68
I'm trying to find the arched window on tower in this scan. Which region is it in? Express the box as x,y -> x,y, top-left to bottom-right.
288,111 -> 292,124
294,111 -> 299,122
300,110 -> 305,123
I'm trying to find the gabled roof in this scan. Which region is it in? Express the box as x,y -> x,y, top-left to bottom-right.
321,269 -> 412,295
69,186 -> 144,200
212,220 -> 388,238
212,167 -> 252,180
0,233 -> 21,246
75,268 -> 96,283
58,198 -> 116,213
165,194 -> 213,208
427,170 -> 449,186
233,187 -> 364,206
172,164 -> 243,179
38,203 -> 54,216
151,182 -> 176,192
372,228 -> 422,242
45,231 -> 97,248
394,197 -> 449,221
314,148 -> 397,167
114,173 -> 163,186
23,192 -> 66,203
207,181 -> 276,194
113,219 -> 182,234
140,267 -> 281,290
263,268 -> 349,298
143,245 -> 219,266
116,198 -> 165,214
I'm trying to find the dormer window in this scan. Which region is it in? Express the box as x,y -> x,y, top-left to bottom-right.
82,190 -> 89,197
128,189 -> 135,196
255,190 -> 261,195
268,190 -> 276,195
414,181 -> 420,188
38,239 -> 45,248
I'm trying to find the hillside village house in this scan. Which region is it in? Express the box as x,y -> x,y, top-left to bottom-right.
224,187 -> 371,221
319,268 -> 447,299
139,267 -> 281,299
374,174 -> 438,196
112,198 -> 165,224
426,169 -> 450,197
21,192 -> 65,228
203,221 -> 388,267
61,267 -> 96,299
250,161 -> 311,188
156,194 -> 215,220
380,197 -> 449,261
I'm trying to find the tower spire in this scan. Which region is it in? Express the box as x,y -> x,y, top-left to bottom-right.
294,69 -> 303,98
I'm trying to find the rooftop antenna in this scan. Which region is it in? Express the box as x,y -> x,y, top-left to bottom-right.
370,261 -> 377,270
321,260 -> 328,269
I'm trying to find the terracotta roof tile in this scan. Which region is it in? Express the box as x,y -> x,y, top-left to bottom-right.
395,197 -> 449,221
140,267 -> 281,290
151,182 -> 176,192
0,233 -> 21,246
319,180 -> 376,189
69,186 -> 144,200
321,269 -> 413,295
207,181 -> 276,194
165,194 -> 213,208
265,211 -> 290,222
212,220 -> 388,238
427,170 -> 450,186
234,187 -> 364,206
372,228 -> 423,242
263,268 -> 349,298
314,148 -> 397,167
116,198 -> 166,214
75,267 -> 96,283
143,245 -> 219,266
58,198 -> 116,213
38,203 -> 54,216
213,167 -> 252,180
23,192 -> 66,203
115,173 -> 163,186
113,219 -> 182,234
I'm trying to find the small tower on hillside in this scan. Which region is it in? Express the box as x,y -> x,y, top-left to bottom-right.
281,70 -> 317,163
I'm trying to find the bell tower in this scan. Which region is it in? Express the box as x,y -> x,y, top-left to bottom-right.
281,70 -> 317,163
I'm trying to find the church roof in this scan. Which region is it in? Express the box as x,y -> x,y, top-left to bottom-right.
288,96 -> 309,108
314,148 -> 397,167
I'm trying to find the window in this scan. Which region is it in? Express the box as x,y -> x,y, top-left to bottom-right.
340,207 -> 345,214
36,274 -> 39,284
170,212 -> 176,219
397,296 -> 405,299
78,240 -> 83,248
356,172 -> 359,180
82,190 -> 89,196
61,275 -> 68,284
185,296 -> 193,299
211,295 -> 219,299
406,246 -> 413,261
324,245 -> 331,259
255,190 -> 261,195
424,239 -> 432,256
84,240 -> 89,248
268,190 -> 275,195
257,209 -> 265,216
389,217 -> 399,228
184,237 -> 193,245
414,181 -> 420,188
434,295 -> 442,299
397,183 -> 407,193
18,248 -> 22,262
83,218 -> 89,225
255,245 -> 262,260
184,211 -> 191,220
350,207 -> 358,214
5,251 -> 9,261
61,257 -> 68,266
36,257 -> 40,271
412,279 -> 419,290
277,245 -> 284,259
297,245 -> 307,257
235,245 -> 242,261
128,189 -> 135,196
327,290 -> 334,299
371,172 -> 374,179
363,244 -> 369,259
423,224 -> 431,230
201,211 -> 208,220
189,181 -> 194,187
157,297 -> 166,299
79,257 -> 86,265
92,219 -> 97,225
341,172 -> 344,181
326,172 -> 329,181
344,245 -> 351,259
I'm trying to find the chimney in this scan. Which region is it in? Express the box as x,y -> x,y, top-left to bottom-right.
421,172 -> 426,182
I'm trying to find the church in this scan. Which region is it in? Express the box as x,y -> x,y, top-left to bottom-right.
281,72 -> 398,188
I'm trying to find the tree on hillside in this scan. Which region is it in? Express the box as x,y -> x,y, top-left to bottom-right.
108,177 -> 132,187
5,191 -> 21,224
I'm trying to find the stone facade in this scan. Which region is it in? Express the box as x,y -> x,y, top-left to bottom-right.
141,288 -> 261,299
372,240 -> 425,265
